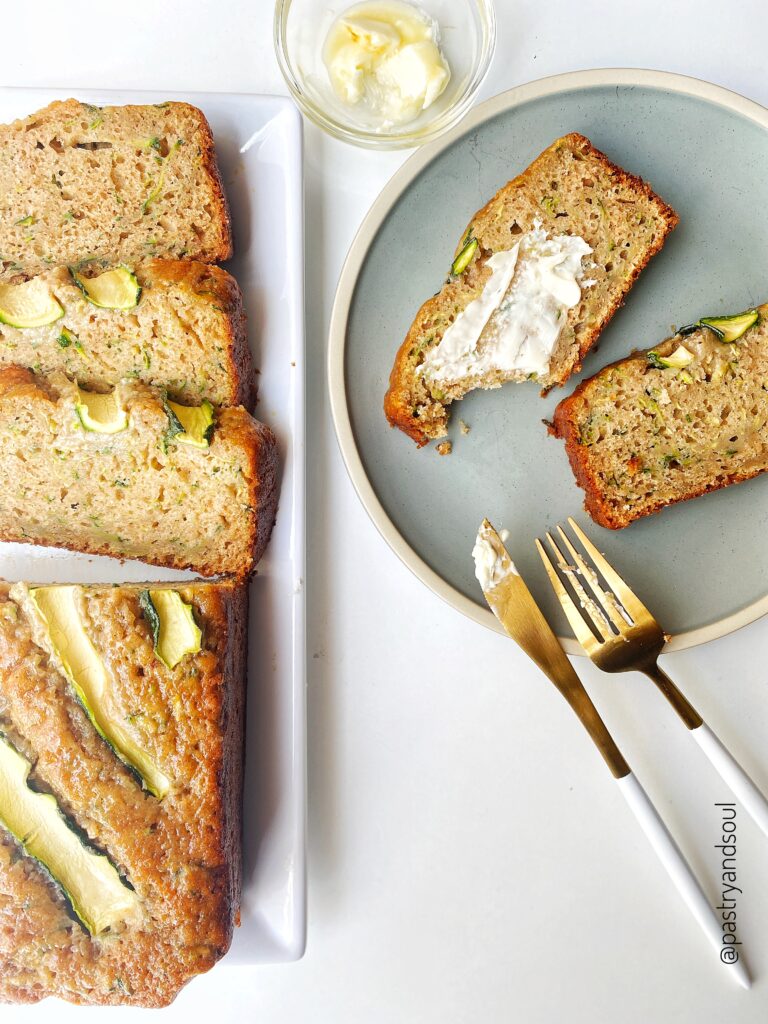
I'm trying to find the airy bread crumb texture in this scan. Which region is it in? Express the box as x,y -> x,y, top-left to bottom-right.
0,367 -> 278,575
0,579 -> 246,1007
0,100 -> 232,279
552,307 -> 768,527
384,132 -> 678,446
0,260 -> 254,407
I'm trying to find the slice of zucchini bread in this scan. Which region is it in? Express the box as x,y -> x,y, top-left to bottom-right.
551,306 -> 767,528
0,367 -> 278,576
385,133 -> 678,446
0,578 -> 246,1006
0,260 -> 255,407
0,99 -> 231,279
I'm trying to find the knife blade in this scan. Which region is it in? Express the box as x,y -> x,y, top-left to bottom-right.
473,518 -> 628,777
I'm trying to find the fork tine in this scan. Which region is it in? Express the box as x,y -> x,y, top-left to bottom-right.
555,525 -> 629,632
567,518 -> 650,623
543,531 -> 613,642
535,539 -> 605,648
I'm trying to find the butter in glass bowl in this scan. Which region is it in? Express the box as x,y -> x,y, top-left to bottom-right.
274,0 -> 496,149
323,1 -> 451,129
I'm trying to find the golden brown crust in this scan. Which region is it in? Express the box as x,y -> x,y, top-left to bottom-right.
0,365 -> 45,402
216,584 -> 247,930
0,579 -> 247,1006
182,103 -> 233,263
550,390 -> 628,528
385,132 -> 679,447
384,290 -> 450,447
0,527 -> 263,583
219,408 -> 280,575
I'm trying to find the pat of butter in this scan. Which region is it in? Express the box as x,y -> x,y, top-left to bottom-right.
323,0 -> 451,126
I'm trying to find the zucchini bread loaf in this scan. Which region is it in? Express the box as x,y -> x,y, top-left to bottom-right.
0,367 -> 278,575
0,578 -> 246,1006
0,99 -> 231,279
0,259 -> 254,407
551,307 -> 766,528
385,133 -> 678,446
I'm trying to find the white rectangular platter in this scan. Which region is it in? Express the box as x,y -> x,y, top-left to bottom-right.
0,88 -> 306,965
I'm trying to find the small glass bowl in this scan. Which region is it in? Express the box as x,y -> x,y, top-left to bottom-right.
274,0 -> 496,149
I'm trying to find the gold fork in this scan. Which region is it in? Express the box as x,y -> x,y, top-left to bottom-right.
537,517 -> 768,839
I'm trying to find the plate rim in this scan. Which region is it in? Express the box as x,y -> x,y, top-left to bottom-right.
328,67 -> 768,655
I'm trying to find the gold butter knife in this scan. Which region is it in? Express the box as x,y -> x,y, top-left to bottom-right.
474,519 -> 750,988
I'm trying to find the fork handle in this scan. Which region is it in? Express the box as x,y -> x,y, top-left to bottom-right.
647,665 -> 768,839
617,773 -> 751,989
691,723 -> 768,839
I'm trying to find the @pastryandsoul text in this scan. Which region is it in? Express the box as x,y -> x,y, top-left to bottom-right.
715,803 -> 743,966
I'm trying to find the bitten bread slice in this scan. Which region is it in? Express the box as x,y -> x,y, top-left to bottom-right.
0,260 -> 255,407
0,99 -> 231,279
551,307 -> 768,528
0,367 -> 278,575
385,133 -> 678,446
0,577 -> 246,1006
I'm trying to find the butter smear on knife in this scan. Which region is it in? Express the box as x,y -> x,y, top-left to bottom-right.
473,521 -> 519,591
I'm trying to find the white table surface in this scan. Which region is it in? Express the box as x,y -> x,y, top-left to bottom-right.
4,1 -> 768,1020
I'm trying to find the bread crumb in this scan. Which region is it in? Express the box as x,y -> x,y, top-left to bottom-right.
459,419 -> 470,435
436,441 -> 452,456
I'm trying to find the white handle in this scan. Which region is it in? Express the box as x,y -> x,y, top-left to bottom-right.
691,723 -> 768,839
617,773 -> 751,989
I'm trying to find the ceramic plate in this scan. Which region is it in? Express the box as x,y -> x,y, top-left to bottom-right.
329,69 -> 768,653
0,88 -> 306,963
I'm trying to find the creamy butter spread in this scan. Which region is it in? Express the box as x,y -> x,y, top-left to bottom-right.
422,224 -> 594,383
323,0 -> 450,127
473,525 -> 517,592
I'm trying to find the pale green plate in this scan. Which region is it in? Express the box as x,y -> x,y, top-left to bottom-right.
329,70 -> 768,652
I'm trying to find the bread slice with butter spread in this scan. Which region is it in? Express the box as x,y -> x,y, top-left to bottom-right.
384,133 -> 678,446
